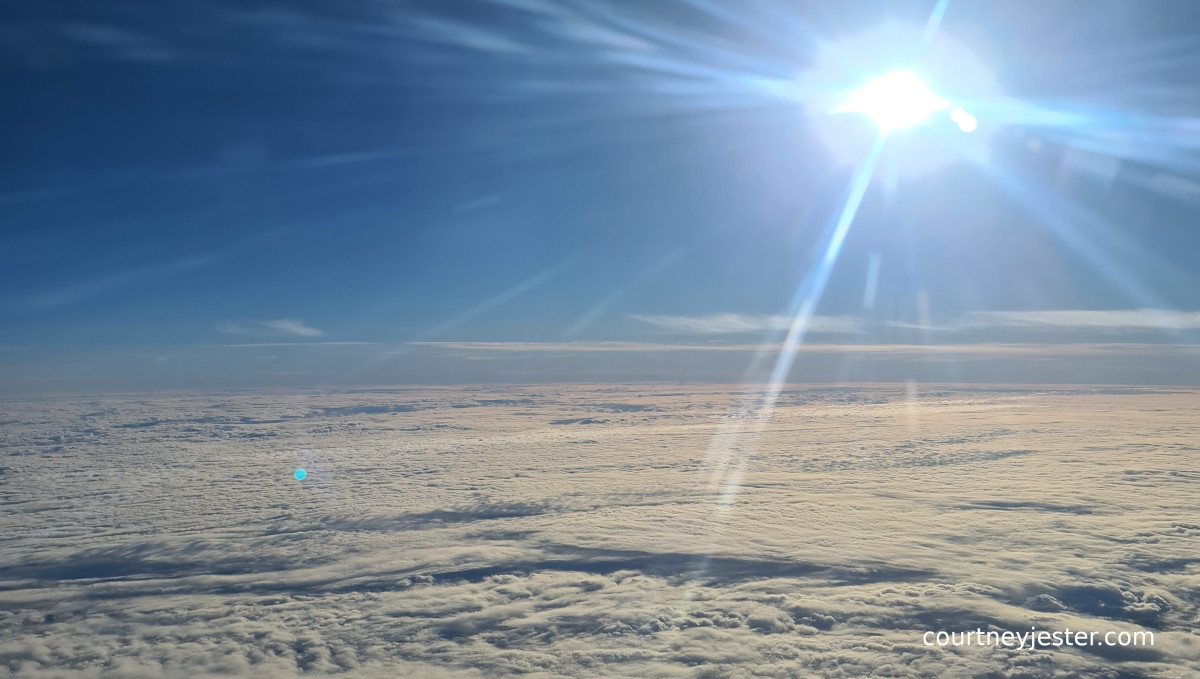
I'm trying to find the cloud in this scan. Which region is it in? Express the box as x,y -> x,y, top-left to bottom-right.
8,341 -> 1200,395
18,255 -> 214,310
451,194 -> 503,214
221,342 -> 374,348
631,313 -> 862,335
2,385 -> 1198,676
415,260 -> 575,342
217,319 -> 324,337
884,321 -> 956,332
890,309 -> 1200,334
260,320 -> 325,337
410,341 -> 741,353
1147,172 -> 1200,202
410,340 -> 1200,356
956,309 -> 1200,331
401,15 -> 533,55
62,23 -> 176,62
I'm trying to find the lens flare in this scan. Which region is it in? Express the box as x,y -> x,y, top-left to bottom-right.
951,107 -> 978,132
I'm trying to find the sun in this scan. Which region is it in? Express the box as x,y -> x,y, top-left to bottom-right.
806,21 -> 997,174
835,70 -> 950,132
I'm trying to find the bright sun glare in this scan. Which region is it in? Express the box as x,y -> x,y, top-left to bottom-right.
836,70 -> 974,132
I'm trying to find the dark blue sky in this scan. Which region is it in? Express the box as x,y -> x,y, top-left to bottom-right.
4,0 -> 1200,390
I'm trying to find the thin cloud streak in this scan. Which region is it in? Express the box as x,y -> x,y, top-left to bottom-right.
409,340 -> 1200,357
419,260 -> 577,341
567,248 -> 687,337
217,319 -> 325,337
631,313 -> 861,334
959,309 -> 1200,330
221,342 -> 376,348
19,255 -> 214,310
886,309 -> 1200,332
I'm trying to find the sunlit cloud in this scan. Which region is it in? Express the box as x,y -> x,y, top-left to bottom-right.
6,386 -> 1196,675
630,313 -> 861,335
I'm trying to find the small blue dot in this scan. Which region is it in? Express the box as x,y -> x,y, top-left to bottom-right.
294,468 -> 307,481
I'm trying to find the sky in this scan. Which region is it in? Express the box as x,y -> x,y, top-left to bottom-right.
3,0 -> 1200,391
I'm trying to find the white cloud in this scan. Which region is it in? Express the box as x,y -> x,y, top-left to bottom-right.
631,313 -> 862,335
217,319 -> 325,337
2,386 -> 1198,676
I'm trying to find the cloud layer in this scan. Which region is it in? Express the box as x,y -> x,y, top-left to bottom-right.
2,385 -> 1199,677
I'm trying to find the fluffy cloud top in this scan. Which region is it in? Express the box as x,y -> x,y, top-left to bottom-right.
2,385 -> 1198,677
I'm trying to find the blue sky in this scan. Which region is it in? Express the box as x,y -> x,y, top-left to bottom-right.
3,0 -> 1200,391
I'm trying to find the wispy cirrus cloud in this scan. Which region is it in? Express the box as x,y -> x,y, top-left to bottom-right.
402,14 -> 533,54
631,313 -> 861,335
19,255 -> 214,310
217,319 -> 324,337
63,23 -> 177,62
